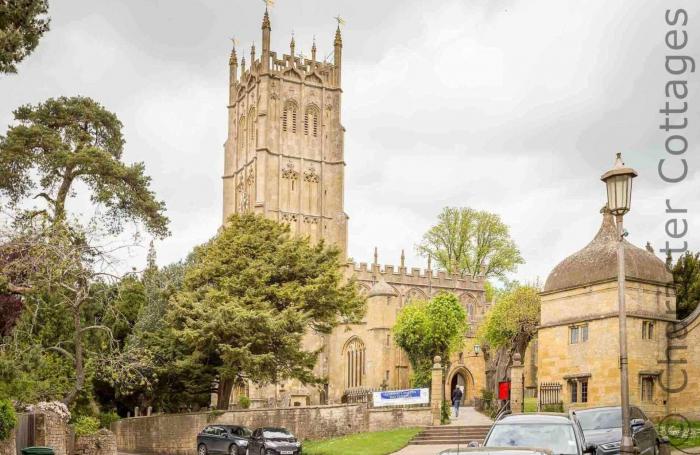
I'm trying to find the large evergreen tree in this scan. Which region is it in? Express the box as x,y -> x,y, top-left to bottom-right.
168,214 -> 365,409
0,0 -> 50,74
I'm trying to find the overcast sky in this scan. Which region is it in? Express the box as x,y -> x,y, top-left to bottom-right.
1,0 -> 699,284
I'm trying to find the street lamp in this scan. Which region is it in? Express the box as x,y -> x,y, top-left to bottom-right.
600,152 -> 638,455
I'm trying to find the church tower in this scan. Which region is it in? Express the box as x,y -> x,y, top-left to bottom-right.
222,10 -> 348,256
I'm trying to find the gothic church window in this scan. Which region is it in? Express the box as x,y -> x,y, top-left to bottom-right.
304,105 -> 319,137
283,101 -> 298,133
642,321 -> 654,340
343,337 -> 366,389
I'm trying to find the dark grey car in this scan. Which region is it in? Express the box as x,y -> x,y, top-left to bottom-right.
197,425 -> 251,455
574,406 -> 660,455
247,427 -> 302,455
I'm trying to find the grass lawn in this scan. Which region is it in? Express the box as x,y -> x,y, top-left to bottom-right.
302,427 -> 422,455
659,420 -> 700,449
524,397 -> 537,413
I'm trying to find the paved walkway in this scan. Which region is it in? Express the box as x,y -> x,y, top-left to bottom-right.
391,407 -> 493,454
447,406 -> 494,426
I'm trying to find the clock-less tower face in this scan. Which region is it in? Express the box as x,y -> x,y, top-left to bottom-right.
222,12 -> 347,257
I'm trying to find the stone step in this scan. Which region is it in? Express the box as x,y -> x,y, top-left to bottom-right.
410,425 -> 490,445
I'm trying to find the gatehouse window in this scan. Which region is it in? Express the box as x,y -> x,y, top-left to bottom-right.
641,376 -> 654,402
642,321 -> 655,340
568,378 -> 588,403
344,337 -> 366,388
569,324 -> 588,344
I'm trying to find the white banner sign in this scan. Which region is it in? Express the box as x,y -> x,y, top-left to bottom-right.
372,388 -> 429,407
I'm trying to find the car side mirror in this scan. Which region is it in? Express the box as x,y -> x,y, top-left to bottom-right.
584,442 -> 597,454
631,419 -> 645,433
467,441 -> 480,448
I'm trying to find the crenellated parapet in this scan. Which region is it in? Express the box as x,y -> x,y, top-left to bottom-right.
347,260 -> 485,291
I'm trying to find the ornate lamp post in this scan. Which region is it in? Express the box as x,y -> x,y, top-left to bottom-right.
600,153 -> 638,455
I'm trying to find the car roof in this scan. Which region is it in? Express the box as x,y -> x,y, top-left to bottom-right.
573,406 -> 620,413
440,448 -> 552,455
496,413 -> 571,424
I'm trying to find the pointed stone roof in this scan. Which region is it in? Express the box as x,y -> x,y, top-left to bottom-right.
368,276 -> 398,298
543,208 -> 673,293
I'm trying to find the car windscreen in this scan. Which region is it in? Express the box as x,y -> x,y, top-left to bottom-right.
577,409 -> 621,431
263,429 -> 293,439
485,423 -> 578,455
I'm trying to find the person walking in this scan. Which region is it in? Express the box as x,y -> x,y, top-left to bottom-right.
451,385 -> 463,418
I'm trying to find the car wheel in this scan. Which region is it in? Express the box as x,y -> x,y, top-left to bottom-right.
229,445 -> 237,455
198,444 -> 207,455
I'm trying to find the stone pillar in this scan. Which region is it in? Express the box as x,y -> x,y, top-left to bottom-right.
511,353 -> 524,414
431,356 -> 443,426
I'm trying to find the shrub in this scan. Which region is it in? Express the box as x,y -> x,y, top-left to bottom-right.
440,400 -> 451,425
238,396 -> 251,409
541,403 -> 564,413
73,416 -> 100,436
0,399 -> 18,441
98,411 -> 120,429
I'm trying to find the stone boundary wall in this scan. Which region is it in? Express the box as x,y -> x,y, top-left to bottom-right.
113,404 -> 430,455
0,430 -> 16,455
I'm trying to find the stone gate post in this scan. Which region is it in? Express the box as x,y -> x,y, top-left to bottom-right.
431,356 -> 443,425
511,353 -> 524,414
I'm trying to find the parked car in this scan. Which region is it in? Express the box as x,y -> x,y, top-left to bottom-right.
247,427 -> 302,455
573,406 -> 660,455
197,425 -> 252,455
481,413 -> 594,455
439,448 -> 553,455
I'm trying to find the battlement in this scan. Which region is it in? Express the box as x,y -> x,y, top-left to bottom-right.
346,260 -> 485,291
233,51 -> 339,90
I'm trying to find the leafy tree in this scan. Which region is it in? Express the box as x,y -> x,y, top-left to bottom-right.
417,207 -> 523,279
0,221 -> 152,407
672,251 -> 700,320
478,284 -> 540,398
0,0 -> 50,74
0,96 -> 169,237
393,292 -> 468,387
168,214 -> 365,409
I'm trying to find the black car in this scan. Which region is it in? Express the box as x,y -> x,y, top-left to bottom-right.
197,425 -> 252,455
574,406 -> 660,455
482,413 -> 595,455
247,427 -> 302,455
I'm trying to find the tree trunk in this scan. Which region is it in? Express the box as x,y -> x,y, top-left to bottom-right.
64,307 -> 84,405
217,378 -> 234,410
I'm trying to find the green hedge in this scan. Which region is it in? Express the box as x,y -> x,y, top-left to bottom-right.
0,399 -> 18,441
74,416 -> 100,436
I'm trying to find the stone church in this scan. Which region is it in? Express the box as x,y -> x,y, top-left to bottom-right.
218,9 -> 700,419
220,10 -> 488,407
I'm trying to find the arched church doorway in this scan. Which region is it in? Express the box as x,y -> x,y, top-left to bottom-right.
450,372 -> 467,404
445,366 -> 475,405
